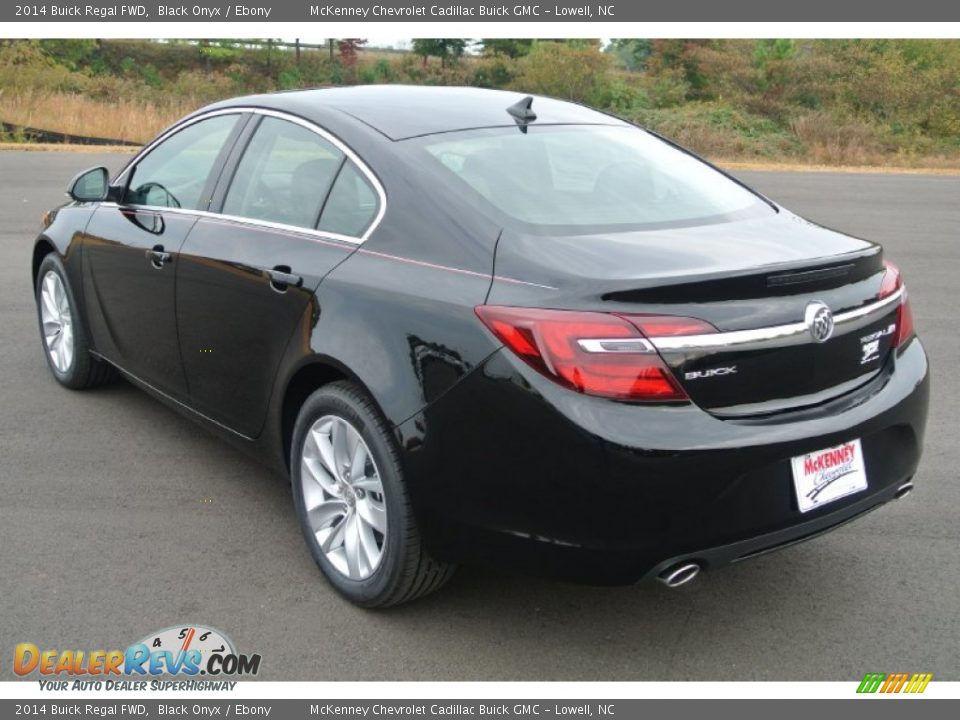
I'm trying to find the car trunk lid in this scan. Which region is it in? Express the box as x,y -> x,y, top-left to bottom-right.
487,214 -> 898,415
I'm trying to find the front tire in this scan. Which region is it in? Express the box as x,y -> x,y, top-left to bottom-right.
291,381 -> 455,607
35,253 -> 115,389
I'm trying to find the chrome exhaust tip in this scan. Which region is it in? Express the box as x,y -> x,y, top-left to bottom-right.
895,482 -> 915,500
657,562 -> 701,588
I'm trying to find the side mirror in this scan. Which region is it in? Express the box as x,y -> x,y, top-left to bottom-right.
67,166 -> 110,202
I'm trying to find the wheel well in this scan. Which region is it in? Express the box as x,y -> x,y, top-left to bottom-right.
281,362 -> 349,470
32,239 -> 57,289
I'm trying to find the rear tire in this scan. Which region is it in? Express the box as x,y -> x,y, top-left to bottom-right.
35,253 -> 115,389
291,381 -> 455,607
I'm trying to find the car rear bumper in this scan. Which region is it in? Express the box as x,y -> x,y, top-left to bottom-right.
395,337 -> 930,585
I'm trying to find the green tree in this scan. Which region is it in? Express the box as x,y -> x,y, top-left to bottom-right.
411,39 -> 469,68
607,39 -> 652,71
648,40 -> 714,99
480,39 -> 534,58
753,39 -> 796,94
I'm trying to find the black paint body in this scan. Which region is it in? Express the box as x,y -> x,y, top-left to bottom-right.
33,87 -> 929,584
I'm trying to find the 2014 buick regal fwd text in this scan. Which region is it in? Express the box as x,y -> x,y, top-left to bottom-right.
31,86 -> 929,606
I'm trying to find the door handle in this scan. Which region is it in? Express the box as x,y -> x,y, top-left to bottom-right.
147,245 -> 172,268
267,265 -> 303,292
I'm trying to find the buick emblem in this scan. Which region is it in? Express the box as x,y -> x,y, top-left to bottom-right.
805,301 -> 835,343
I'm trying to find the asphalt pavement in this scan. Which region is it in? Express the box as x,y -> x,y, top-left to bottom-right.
1,150 -> 957,680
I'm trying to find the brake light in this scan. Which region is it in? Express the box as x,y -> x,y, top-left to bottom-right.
878,260 -> 901,299
879,260 -> 915,348
895,292 -> 915,348
474,306 -> 715,401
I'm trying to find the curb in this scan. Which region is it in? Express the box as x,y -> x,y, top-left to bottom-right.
0,121 -> 141,147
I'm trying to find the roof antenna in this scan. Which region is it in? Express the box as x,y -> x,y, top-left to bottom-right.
506,96 -> 537,133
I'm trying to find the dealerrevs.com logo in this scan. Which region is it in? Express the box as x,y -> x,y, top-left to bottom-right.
14,625 -> 261,687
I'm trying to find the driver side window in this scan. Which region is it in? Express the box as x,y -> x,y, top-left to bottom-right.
124,114 -> 239,210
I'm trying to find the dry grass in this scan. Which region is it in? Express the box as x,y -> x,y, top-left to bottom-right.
2,90 -> 959,174
716,160 -> 960,175
789,113 -> 888,167
0,142 -> 139,152
0,90 -> 200,144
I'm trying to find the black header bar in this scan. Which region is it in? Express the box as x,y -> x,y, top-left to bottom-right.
5,0 -> 960,23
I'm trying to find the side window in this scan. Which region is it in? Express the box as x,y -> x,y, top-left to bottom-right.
125,114 -> 238,210
223,116 -> 344,229
318,161 -> 378,238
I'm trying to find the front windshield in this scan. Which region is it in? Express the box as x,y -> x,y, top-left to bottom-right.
417,125 -> 772,231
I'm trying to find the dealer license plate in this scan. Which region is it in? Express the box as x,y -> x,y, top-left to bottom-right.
791,439 -> 868,513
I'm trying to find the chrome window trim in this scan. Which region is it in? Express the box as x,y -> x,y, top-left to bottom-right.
98,201 -> 366,247
111,106 -> 387,245
651,287 -> 904,353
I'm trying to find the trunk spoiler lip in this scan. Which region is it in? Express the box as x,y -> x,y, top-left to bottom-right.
651,287 -> 904,353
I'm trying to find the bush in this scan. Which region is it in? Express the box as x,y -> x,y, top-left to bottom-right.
372,58 -> 393,82
510,41 -> 611,104
629,101 -> 802,159
472,58 -> 513,88
277,66 -> 303,90
1,38 -> 958,167
594,75 -> 649,114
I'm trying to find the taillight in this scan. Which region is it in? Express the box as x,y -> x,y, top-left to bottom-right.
878,260 -> 901,299
895,293 -> 915,347
879,260 -> 915,348
474,306 -> 715,401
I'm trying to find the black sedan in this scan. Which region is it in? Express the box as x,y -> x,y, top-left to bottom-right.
32,86 -> 929,606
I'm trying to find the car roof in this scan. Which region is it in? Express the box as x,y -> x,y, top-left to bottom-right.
209,85 -> 629,141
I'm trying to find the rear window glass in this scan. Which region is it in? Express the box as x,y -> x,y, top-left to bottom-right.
223,116 -> 344,230
318,161 -> 378,238
418,125 -> 771,230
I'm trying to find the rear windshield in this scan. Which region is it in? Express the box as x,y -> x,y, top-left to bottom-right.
415,125 -> 772,232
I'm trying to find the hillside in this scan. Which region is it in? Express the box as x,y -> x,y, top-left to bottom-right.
1,39 -> 958,167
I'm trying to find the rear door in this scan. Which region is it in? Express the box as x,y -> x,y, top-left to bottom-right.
175,112 -> 382,437
82,112 -> 244,398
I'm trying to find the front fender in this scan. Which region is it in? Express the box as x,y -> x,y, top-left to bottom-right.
32,203 -> 97,300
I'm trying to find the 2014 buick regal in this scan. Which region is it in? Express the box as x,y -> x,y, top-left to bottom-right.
32,86 -> 929,606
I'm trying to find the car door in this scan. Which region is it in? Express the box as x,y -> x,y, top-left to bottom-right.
175,112 -> 382,438
82,112 -> 246,399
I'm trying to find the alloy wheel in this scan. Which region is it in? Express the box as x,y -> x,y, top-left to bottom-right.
40,270 -> 74,373
300,415 -> 387,580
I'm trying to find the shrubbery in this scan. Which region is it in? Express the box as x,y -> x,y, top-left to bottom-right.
1,38 -> 958,165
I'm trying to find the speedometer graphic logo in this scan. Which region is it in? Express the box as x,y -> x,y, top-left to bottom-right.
127,624 -> 260,676
136,625 -> 236,669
